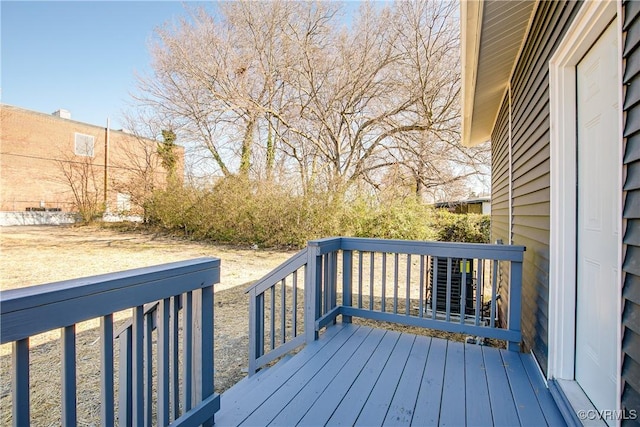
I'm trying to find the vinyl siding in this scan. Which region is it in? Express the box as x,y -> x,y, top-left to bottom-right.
622,0 -> 640,419
504,0 -> 581,373
491,96 -> 510,327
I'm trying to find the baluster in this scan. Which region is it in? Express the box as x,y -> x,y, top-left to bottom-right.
270,286 -> 276,350
323,254 -> 330,315
118,328 -> 132,426
100,314 -> 114,427
393,253 -> 399,314
292,271 -> 298,335
144,311 -> 153,427
432,256 -> 438,319
475,260 -> 484,326
460,259 -> 468,325
491,260 -> 498,328
331,251 -> 338,313
358,251 -> 363,309
419,256 -> 425,318
445,258 -> 452,322
381,253 -> 387,312
158,298 -> 170,426
406,254 -> 411,316
281,278 -> 286,344
369,252 -> 375,311
171,296 -> 179,420
132,305 -> 145,426
182,292 -> 193,411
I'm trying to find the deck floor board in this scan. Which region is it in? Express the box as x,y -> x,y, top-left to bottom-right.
439,340 -> 466,426
295,327 -> 387,427
354,333 -> 416,426
383,335 -> 431,426
411,337 -> 447,426
482,345 -> 522,427
326,330 -> 401,427
500,350 -> 548,426
465,344 -> 494,426
216,323 -> 564,427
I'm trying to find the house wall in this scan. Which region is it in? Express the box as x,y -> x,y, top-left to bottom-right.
0,105 -> 183,214
491,95 -> 511,328
622,0 -> 640,416
490,1 -> 582,372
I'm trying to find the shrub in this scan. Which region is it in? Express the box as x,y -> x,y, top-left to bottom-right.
431,210 -> 490,243
145,179 -> 490,247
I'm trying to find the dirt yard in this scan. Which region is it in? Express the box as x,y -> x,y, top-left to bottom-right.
0,224 -> 295,425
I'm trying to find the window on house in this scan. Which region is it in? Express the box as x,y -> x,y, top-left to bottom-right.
74,133 -> 95,157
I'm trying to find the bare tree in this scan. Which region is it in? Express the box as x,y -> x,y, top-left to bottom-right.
110,111 -> 181,219
133,1 -> 487,197
56,133 -> 104,222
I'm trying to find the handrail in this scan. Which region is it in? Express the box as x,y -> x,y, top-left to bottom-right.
307,237 -> 525,260
1,258 -> 218,343
1,258 -> 221,427
245,248 -> 307,295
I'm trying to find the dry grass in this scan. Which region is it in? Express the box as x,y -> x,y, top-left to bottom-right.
0,224 -> 294,426
0,225 -> 502,425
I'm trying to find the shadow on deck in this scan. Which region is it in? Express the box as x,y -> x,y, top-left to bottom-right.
217,323 -> 565,426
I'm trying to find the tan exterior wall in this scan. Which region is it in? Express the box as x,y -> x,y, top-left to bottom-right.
0,104 -> 183,213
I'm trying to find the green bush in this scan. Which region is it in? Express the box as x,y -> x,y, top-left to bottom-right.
145,178 -> 490,247
431,210 -> 490,243
341,196 -> 435,241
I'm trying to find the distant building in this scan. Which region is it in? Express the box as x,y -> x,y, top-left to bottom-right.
0,104 -> 183,221
433,196 -> 491,215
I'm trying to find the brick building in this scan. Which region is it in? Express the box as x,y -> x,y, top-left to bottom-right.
0,104 -> 183,217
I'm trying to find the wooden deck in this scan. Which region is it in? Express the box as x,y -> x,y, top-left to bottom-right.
217,323 -> 565,426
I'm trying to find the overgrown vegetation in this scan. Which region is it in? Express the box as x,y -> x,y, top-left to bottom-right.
121,2 -> 492,243
145,178 -> 489,248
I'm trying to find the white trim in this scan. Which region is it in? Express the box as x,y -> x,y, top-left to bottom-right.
616,0 -> 624,416
461,0 -> 483,147
548,0 -> 621,414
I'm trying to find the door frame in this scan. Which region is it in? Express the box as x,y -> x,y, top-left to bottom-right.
548,0 -> 622,411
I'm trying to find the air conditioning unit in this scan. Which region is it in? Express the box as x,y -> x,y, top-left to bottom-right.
428,257 -> 475,316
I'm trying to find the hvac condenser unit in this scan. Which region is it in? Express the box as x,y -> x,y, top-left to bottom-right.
428,257 -> 475,316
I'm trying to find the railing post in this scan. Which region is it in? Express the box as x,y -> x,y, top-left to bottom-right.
199,284 -> 215,427
508,259 -> 523,351
12,338 -> 29,427
62,325 -> 77,427
248,287 -> 263,376
305,242 -> 321,342
343,250 -> 353,324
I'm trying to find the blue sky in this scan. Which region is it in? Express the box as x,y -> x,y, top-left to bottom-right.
1,1 -> 362,131
1,1 -> 202,129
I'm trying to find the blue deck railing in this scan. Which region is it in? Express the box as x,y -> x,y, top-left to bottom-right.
0,258 -> 220,427
246,237 -> 526,375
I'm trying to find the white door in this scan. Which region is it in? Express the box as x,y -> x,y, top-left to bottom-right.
575,21 -> 619,414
